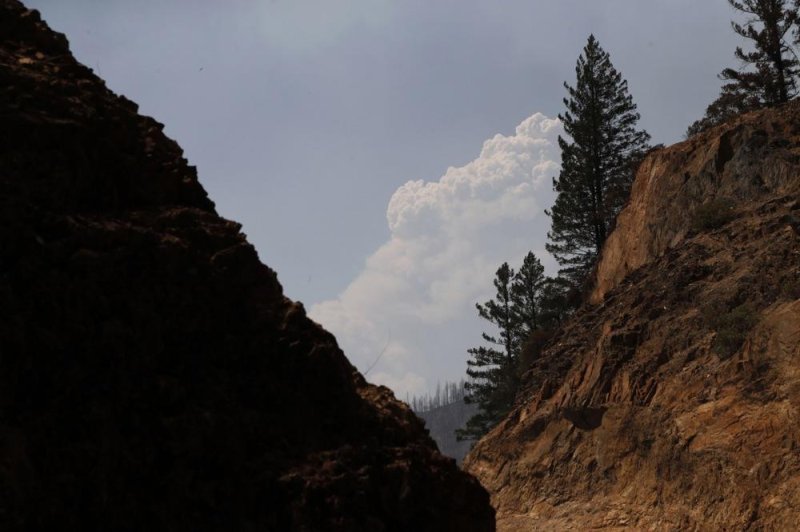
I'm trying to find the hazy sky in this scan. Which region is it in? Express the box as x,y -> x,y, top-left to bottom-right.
29,0 -> 741,397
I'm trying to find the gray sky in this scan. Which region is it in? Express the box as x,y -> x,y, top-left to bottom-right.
28,0 -> 741,396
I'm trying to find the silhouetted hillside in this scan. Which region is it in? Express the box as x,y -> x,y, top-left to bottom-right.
0,2 -> 495,529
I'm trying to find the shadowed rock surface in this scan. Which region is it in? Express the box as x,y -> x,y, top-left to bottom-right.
465,102 -> 800,530
0,2 -> 494,530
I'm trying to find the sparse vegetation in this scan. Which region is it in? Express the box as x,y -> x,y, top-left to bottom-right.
703,301 -> 759,358
691,198 -> 736,232
780,274 -> 800,300
518,328 -> 556,374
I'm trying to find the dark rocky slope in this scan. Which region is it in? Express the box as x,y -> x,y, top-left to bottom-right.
0,2 -> 494,530
465,102 -> 800,530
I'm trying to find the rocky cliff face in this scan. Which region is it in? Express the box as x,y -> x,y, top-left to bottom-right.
465,102 -> 800,530
0,2 -> 494,530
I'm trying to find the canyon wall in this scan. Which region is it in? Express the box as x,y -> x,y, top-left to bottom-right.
0,2 -> 494,530
466,102 -> 800,530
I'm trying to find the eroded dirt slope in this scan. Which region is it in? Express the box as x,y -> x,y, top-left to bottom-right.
465,102 -> 800,530
0,2 -> 494,530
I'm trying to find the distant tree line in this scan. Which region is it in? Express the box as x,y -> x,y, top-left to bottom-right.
407,380 -> 468,413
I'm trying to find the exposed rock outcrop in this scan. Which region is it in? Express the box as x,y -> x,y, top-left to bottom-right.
592,106 -> 800,304
0,2 -> 494,529
465,102 -> 800,530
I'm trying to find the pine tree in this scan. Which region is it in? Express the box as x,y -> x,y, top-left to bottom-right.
538,275 -> 580,329
511,252 -> 546,348
688,0 -> 799,136
546,35 -> 650,285
458,262 -> 519,440
727,0 -> 798,104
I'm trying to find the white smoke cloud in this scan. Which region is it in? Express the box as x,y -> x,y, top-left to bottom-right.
309,112 -> 563,398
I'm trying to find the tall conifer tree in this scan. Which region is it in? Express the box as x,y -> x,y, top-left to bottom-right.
459,253 -> 556,440
546,35 -> 650,285
511,252 -> 546,347
688,0 -> 799,136
458,263 -> 518,440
